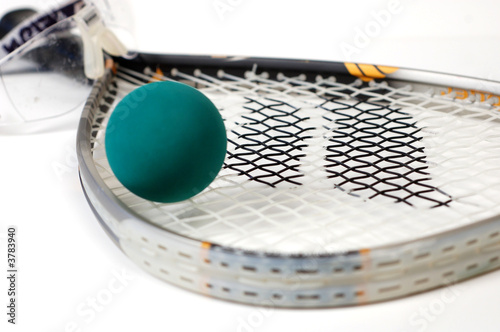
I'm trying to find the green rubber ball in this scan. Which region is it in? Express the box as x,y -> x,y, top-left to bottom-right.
105,81 -> 227,203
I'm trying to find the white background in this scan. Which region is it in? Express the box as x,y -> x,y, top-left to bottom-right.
1,0 -> 500,331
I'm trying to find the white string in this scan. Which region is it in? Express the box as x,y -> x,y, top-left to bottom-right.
89,66 -> 500,254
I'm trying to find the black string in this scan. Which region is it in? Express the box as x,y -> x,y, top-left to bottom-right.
321,98 -> 452,207
225,97 -> 315,187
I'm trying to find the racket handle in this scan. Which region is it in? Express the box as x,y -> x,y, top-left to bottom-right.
0,8 -> 37,39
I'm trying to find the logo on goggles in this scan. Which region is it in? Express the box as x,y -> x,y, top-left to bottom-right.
1,0 -> 86,55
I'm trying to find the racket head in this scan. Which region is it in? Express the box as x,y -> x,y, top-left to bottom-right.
77,53 -> 500,307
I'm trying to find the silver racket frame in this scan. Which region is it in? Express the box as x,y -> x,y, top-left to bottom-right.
77,55 -> 500,308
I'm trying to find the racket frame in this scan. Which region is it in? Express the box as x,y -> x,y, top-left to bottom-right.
77,54 -> 500,307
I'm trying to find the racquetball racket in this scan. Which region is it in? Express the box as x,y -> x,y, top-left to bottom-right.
76,53 -> 500,308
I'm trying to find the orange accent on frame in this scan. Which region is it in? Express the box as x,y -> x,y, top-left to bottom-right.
148,67 -> 165,83
199,241 -> 213,297
105,58 -> 117,74
345,63 -> 399,82
345,62 -> 363,76
355,248 -> 371,305
358,64 -> 385,79
441,87 -> 500,107
359,248 -> 370,255
376,65 -> 399,75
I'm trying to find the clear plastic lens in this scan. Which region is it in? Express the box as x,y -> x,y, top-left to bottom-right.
0,17 -> 92,128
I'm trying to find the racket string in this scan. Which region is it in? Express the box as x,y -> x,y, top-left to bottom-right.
86,65 -> 500,253
320,98 -> 452,207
